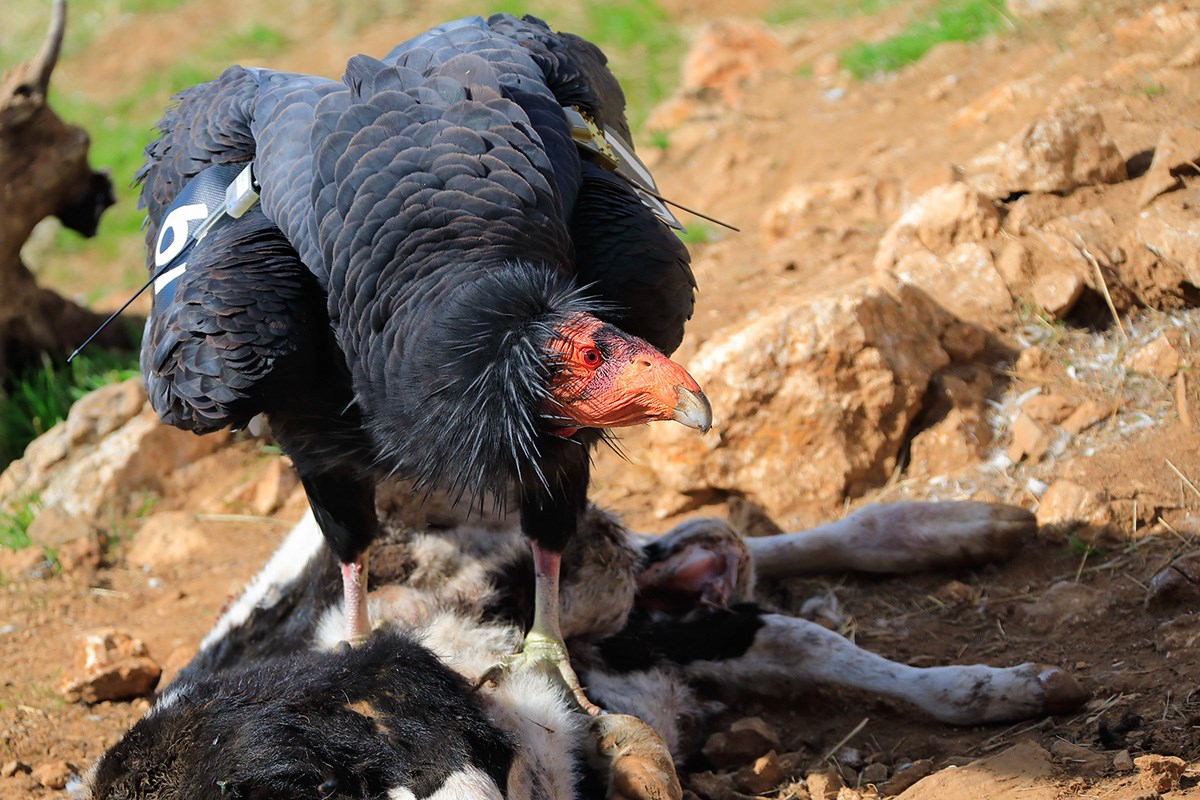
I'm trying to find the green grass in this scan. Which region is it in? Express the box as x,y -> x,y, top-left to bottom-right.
0,496 -> 39,552
767,0 -> 901,25
0,351 -> 140,466
676,223 -> 717,246
216,23 -> 290,59
839,0 -> 1010,79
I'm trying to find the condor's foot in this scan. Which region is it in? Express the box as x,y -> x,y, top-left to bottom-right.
590,713 -> 682,800
478,629 -> 602,715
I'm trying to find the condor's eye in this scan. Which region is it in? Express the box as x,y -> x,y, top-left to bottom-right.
581,346 -> 602,367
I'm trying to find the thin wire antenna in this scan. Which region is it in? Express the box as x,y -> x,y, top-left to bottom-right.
641,187 -> 741,232
66,267 -> 164,363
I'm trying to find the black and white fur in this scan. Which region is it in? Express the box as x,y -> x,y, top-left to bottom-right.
79,499 -> 1088,800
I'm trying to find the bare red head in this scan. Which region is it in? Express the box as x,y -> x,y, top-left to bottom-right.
545,313 -> 711,437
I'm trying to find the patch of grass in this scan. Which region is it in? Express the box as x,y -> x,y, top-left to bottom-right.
767,0 -> 901,25
676,223 -> 717,246
0,496 -> 39,552
839,0 -> 1010,79
1138,80 -> 1167,99
215,22 -> 290,58
0,350 -> 140,465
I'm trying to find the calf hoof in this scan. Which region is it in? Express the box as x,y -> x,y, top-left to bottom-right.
589,713 -> 682,800
1036,665 -> 1090,713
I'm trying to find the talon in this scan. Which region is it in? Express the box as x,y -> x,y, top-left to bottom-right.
589,714 -> 682,800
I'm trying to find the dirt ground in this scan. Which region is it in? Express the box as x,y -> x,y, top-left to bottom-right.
5,0 -> 1200,797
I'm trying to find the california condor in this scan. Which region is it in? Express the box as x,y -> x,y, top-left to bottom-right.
138,14 -> 709,708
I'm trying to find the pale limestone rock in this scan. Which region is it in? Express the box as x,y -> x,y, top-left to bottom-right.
889,243 -> 1013,328
959,106 -> 1127,198
1135,754 -> 1186,794
678,19 -> 786,103
26,504 -> 92,549
0,379 -> 228,523
1060,400 -> 1111,435
31,761 -> 72,791
874,183 -> 1001,270
1123,330 -> 1185,379
126,511 -> 214,570
1007,411 -> 1051,463
60,629 -> 162,704
644,283 -> 949,526
763,176 -> 900,242
1137,127 -> 1200,207
1137,207 -> 1200,284
1031,267 -> 1085,317
1035,479 -> 1113,536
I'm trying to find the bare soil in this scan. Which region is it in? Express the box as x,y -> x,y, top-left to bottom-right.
6,1 -> 1200,798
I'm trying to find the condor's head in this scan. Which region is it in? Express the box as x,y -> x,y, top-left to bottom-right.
544,312 -> 711,438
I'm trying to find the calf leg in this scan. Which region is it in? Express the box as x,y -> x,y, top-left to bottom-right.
745,501 -> 1033,578
680,611 -> 1088,725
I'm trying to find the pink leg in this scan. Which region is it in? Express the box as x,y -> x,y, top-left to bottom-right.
522,543 -> 601,715
340,550 -> 371,645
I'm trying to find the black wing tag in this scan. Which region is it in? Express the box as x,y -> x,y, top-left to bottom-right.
152,162 -> 259,309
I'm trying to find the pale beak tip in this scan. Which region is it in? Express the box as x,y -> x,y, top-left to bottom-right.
673,386 -> 713,434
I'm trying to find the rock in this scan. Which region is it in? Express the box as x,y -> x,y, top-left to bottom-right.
126,511 -> 214,570
1124,331 -> 1185,379
26,504 -> 92,550
890,244 -> 1013,328
688,771 -> 756,800
1155,612 -> 1200,653
1019,581 -> 1110,632
1145,551 -> 1200,607
1135,207 -> 1200,284
804,768 -> 845,800
702,717 -> 781,768
31,761 -> 72,790
886,760 -> 934,794
1049,740 -> 1107,774
1014,346 -> 1050,380
733,751 -> 786,795
1035,479 -> 1113,536
939,320 -> 986,362
1138,127 -> 1200,206
763,177 -> 900,242
679,19 -> 786,103
959,106 -> 1127,198
895,743 -> 1053,799
1060,399 -> 1112,435
1031,267 -> 1085,317
0,545 -> 49,581
1112,750 -> 1134,772
0,761 -> 29,778
996,239 -> 1031,287
644,283 -> 949,526
60,629 -> 162,704
908,368 -> 994,478
1170,39 -> 1200,68
1007,411 -> 1052,463
859,763 -> 888,785
1135,754 -> 1185,793
57,535 -> 102,575
948,80 -> 1033,131
0,379 -> 229,524
1022,393 -> 1074,425
63,379 -> 145,445
874,183 -> 1001,271
244,456 -> 299,516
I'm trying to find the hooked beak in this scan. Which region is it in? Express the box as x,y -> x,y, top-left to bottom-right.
673,386 -> 712,433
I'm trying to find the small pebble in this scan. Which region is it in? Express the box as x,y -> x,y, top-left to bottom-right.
32,761 -> 72,790
859,762 -> 888,785
1113,750 -> 1134,771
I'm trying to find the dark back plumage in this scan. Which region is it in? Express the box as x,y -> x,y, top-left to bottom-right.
138,13 -> 695,525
